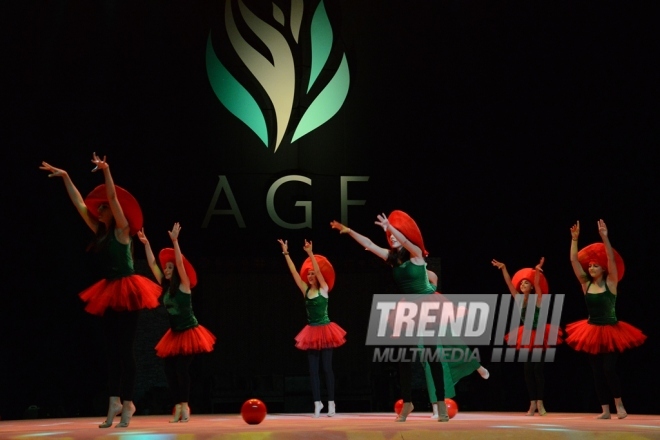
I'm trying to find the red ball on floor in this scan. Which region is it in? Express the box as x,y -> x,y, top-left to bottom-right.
394,399 -> 404,415
445,398 -> 458,418
241,398 -> 267,425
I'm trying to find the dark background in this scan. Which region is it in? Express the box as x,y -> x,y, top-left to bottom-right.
2,0 -> 658,420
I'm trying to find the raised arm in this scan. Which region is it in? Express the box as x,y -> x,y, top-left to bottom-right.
375,213 -> 425,264
534,257 -> 545,307
569,221 -> 588,290
278,239 -> 307,296
40,161 -> 99,233
597,219 -> 618,292
303,240 -> 329,297
91,153 -> 130,244
491,259 -> 518,296
137,228 -> 163,284
169,222 -> 191,293
330,220 -> 390,261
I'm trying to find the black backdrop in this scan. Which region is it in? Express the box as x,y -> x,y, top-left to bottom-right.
2,0 -> 658,420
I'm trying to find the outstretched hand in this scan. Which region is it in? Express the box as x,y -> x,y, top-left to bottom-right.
491,259 -> 505,270
40,161 -> 67,178
168,222 -> 182,242
570,221 -> 580,240
91,152 -> 108,172
277,239 -> 289,253
137,228 -> 149,245
535,257 -> 545,272
303,239 -> 313,254
597,219 -> 608,237
375,213 -> 389,230
330,220 -> 350,234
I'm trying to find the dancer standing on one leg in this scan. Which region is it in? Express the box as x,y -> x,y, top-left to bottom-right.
331,211 -> 450,422
278,239 -> 346,418
40,154 -> 162,428
491,257 -> 563,416
422,270 -> 490,418
138,223 -> 216,423
565,219 -> 646,419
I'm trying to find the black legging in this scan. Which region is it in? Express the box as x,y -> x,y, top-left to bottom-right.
101,309 -> 140,401
399,346 -> 445,402
164,354 -> 195,403
589,352 -> 621,405
524,360 -> 545,401
307,349 -> 334,401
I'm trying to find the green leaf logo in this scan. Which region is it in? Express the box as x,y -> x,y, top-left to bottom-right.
206,0 -> 350,152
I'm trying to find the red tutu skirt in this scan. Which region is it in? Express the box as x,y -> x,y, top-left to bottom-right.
79,274 -> 162,316
295,322 -> 346,350
564,319 -> 647,354
504,324 -> 564,349
155,325 -> 217,358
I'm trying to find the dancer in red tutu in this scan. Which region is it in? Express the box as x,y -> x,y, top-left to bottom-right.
40,153 -> 161,428
277,239 -> 346,418
491,257 -> 563,416
138,222 -> 216,423
566,219 -> 646,419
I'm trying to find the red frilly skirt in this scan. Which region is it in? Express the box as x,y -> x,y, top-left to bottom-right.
564,319 -> 647,354
155,325 -> 217,358
295,322 -> 346,351
79,274 -> 162,316
504,324 -> 564,349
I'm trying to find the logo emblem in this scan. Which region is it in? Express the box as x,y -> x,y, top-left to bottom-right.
206,0 -> 350,151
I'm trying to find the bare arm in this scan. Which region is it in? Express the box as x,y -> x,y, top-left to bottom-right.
91,153 -> 130,244
491,259 -> 518,297
534,257 -> 545,307
137,228 -> 163,284
597,219 -> 618,293
169,222 -> 191,293
330,220 -> 390,261
375,213 -> 425,264
569,221 -> 588,292
278,239 -> 307,296
304,240 -> 329,297
427,269 -> 438,289
40,161 -> 99,233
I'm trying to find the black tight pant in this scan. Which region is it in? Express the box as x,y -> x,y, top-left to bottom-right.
307,349 -> 334,401
164,355 -> 195,404
524,360 -> 545,401
589,352 -> 621,405
399,346 -> 445,403
101,309 -> 140,401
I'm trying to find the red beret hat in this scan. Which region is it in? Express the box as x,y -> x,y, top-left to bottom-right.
578,243 -> 625,281
159,248 -> 198,288
386,210 -> 429,257
300,254 -> 335,292
84,184 -> 143,236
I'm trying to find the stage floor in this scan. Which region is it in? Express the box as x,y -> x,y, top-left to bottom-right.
1,412 -> 659,439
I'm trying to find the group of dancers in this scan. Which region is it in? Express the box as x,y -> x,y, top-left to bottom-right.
41,154 -> 216,428
40,153 -> 646,427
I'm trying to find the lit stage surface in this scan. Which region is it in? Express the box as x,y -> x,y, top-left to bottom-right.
2,412 -> 659,439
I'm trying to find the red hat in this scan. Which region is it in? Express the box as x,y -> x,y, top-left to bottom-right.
386,210 -> 428,257
512,268 -> 549,294
159,248 -> 198,288
84,184 -> 143,236
578,243 -> 625,281
299,254 -> 335,292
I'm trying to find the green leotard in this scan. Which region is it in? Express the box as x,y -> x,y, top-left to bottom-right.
585,284 -> 617,325
305,289 -> 331,326
163,285 -> 199,331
